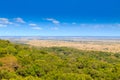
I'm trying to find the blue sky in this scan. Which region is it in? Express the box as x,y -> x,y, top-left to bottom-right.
0,0 -> 120,36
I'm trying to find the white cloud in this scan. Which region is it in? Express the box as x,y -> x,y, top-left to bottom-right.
46,18 -> 60,24
29,23 -> 42,30
29,23 -> 37,27
32,27 -> 42,30
0,24 -> 7,27
0,18 -> 12,24
14,17 -> 26,23
52,20 -> 60,24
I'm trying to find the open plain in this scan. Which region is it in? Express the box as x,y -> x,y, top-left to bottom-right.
26,39 -> 120,53
1,36 -> 120,53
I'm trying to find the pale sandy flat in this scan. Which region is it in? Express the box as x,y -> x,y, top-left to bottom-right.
26,40 -> 120,53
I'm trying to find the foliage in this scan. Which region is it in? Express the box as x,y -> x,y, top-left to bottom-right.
0,39 -> 120,80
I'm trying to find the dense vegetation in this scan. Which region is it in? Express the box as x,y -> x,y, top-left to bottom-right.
0,39 -> 120,80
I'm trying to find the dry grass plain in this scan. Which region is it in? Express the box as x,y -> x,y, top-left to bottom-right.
26,39 -> 120,53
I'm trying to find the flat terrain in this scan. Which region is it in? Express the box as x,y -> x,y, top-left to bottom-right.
26,39 -> 120,53
1,36 -> 120,53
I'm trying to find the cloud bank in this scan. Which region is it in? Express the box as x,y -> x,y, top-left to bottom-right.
14,17 -> 26,23
0,18 -> 12,24
46,18 -> 60,24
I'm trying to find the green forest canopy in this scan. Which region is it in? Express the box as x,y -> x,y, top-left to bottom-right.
0,39 -> 120,80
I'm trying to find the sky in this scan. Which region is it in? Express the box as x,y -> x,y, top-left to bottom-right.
0,0 -> 120,36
